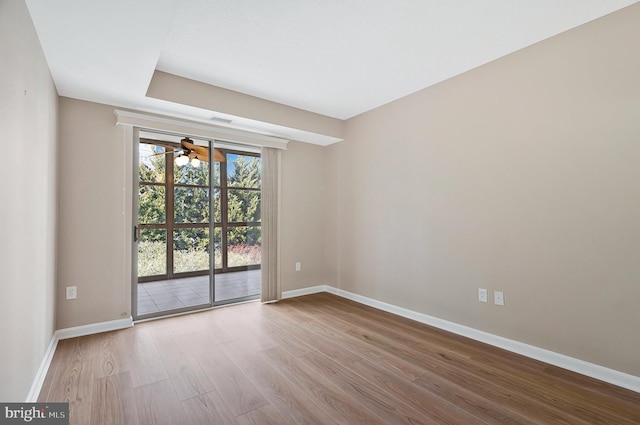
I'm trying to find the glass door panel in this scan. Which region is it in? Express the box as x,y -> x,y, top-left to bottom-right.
133,137 -> 213,319
213,145 -> 262,303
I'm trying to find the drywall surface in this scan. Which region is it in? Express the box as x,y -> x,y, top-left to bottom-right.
57,98 -> 130,329
147,71 -> 345,141
333,3 -> 640,375
0,0 -> 58,401
280,141 -> 335,291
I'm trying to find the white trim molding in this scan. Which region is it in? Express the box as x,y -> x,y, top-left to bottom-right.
282,285 -> 328,299
283,285 -> 640,394
25,336 -> 58,402
114,110 -> 289,150
55,317 -> 133,340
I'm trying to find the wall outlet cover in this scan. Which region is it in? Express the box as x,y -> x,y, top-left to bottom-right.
66,286 -> 77,300
478,288 -> 488,303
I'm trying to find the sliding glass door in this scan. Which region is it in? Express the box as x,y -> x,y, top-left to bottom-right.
132,133 -> 261,320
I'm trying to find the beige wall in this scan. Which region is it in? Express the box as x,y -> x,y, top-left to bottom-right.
331,3 -> 640,375
57,98 -> 132,329
0,0 -> 58,400
148,71 -> 345,139
280,141 -> 334,290
56,99 -> 332,328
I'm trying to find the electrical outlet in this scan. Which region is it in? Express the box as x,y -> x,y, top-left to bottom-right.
66,286 -> 77,300
478,288 -> 488,303
295,262 -> 301,272
494,291 -> 504,306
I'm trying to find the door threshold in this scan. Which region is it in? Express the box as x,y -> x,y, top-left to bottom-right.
133,298 -> 260,324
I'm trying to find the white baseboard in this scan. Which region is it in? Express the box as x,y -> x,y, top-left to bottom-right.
288,285 -> 640,394
55,317 -> 133,340
26,317 -> 133,401
282,285 -> 328,299
25,335 -> 59,402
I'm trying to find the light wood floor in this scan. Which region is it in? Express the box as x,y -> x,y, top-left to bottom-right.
39,293 -> 640,425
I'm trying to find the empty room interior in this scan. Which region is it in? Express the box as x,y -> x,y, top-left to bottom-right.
2,0 -> 640,423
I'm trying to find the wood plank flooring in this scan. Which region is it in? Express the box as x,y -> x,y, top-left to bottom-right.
39,293 -> 640,425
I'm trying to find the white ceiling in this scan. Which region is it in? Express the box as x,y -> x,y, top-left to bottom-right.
25,0 -> 638,142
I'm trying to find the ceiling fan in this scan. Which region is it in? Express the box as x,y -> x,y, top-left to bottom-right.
143,137 -> 226,166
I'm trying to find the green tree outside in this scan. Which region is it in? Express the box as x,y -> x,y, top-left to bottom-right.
138,146 -> 261,276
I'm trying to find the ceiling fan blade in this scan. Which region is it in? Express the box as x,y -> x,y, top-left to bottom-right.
140,138 -> 227,163
181,139 -> 206,156
181,139 -> 226,162
147,148 -> 182,158
213,148 -> 225,162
